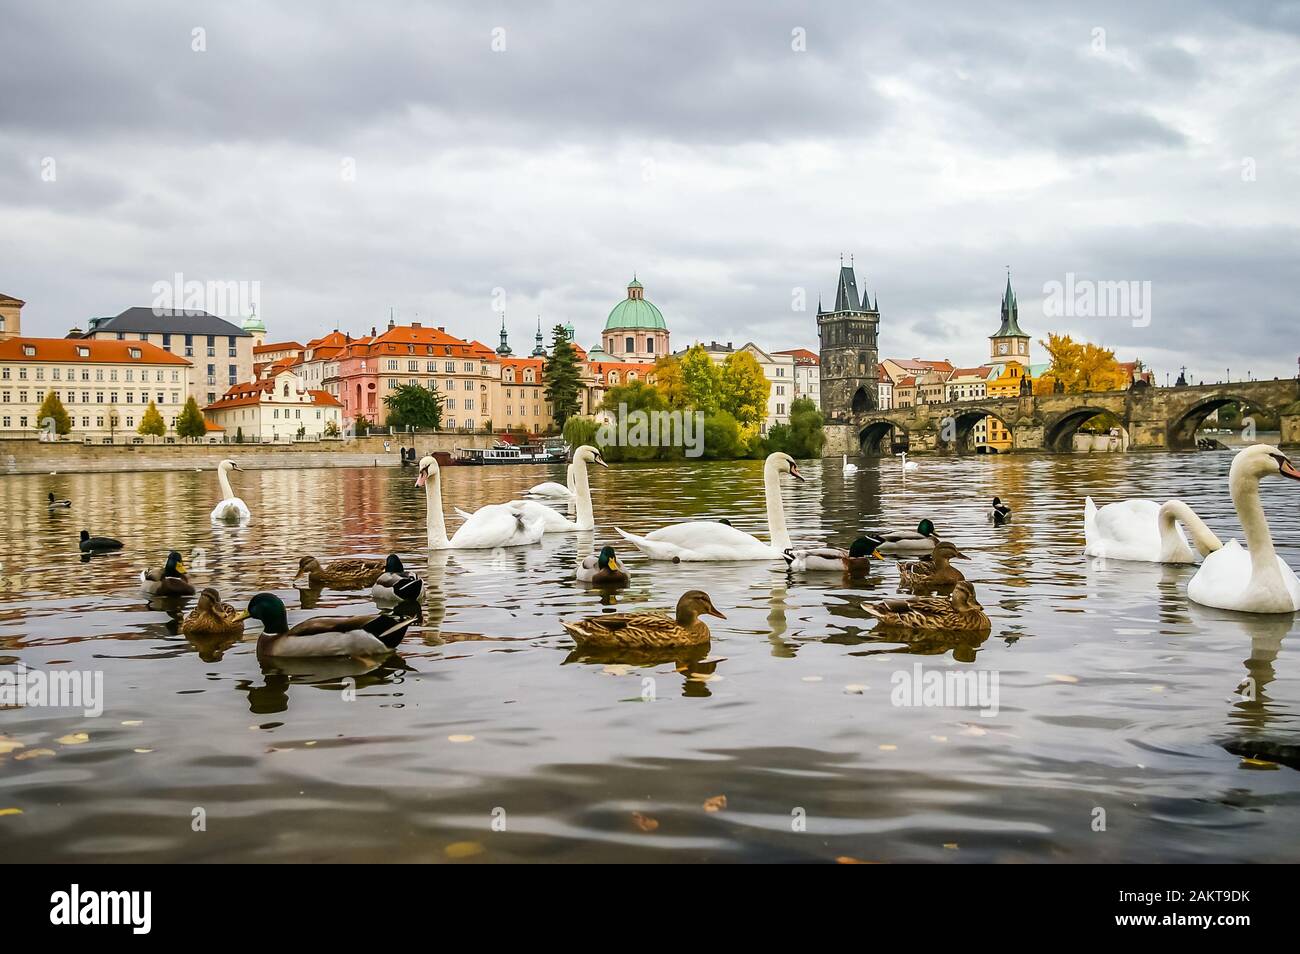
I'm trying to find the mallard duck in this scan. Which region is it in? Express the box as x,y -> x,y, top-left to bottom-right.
180,587 -> 245,636
371,554 -> 424,604
576,546 -> 630,586
989,497 -> 1012,525
295,555 -> 386,589
874,519 -> 941,555
80,529 -> 123,553
862,580 -> 990,632
898,541 -> 968,587
241,592 -> 414,657
562,590 -> 725,648
48,492 -> 71,509
783,535 -> 884,573
140,550 -> 195,597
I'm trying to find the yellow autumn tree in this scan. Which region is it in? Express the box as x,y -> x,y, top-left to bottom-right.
1033,333 -> 1130,395
719,350 -> 770,430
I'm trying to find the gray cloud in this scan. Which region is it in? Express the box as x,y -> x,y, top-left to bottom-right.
1,0 -> 1297,384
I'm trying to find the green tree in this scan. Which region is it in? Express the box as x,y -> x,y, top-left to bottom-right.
543,324 -> 582,429
35,390 -> 71,436
719,350 -> 770,429
767,396 -> 825,458
176,396 -> 208,441
384,383 -> 444,430
700,410 -> 744,459
562,415 -> 600,451
679,344 -> 722,413
323,420 -> 340,438
137,400 -> 167,437
598,379 -> 676,461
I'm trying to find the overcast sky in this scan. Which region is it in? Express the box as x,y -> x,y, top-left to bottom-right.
3,1 -> 1297,383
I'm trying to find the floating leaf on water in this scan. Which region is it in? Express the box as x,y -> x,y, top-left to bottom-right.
56,733 -> 89,746
703,795 -> 727,813
931,735 -> 949,743
602,664 -> 632,677
0,808 -> 22,817
843,684 -> 866,694
14,748 -> 55,761
631,812 -> 659,832
445,841 -> 485,859
878,744 -> 898,751
961,725 -> 988,737
121,720 -> 143,726
0,738 -> 24,755
943,842 -> 959,850
1240,757 -> 1279,770
801,676 -> 823,683
1046,674 -> 1079,684
448,734 -> 475,743
1148,685 -> 1166,692
134,748 -> 154,754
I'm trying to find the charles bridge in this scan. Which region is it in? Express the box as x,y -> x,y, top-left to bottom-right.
825,378 -> 1300,455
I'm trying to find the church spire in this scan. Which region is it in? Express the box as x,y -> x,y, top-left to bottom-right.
495,313 -> 512,356
531,315 -> 547,357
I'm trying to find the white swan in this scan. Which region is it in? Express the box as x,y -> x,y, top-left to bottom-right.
455,446 -> 606,533
1083,496 -> 1222,564
616,452 -> 804,561
842,454 -> 858,476
209,459 -> 251,524
899,452 -> 918,472
1188,444 -> 1300,614
524,463 -> 574,499
415,455 -> 546,549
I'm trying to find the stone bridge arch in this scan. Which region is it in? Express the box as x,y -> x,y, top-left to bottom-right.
859,419 -> 907,455
932,406 -> 1014,454
1043,406 -> 1124,452
1166,391 -> 1282,450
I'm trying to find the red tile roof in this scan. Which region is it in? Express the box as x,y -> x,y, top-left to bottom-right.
0,336 -> 190,365
253,341 -> 304,355
773,348 -> 819,364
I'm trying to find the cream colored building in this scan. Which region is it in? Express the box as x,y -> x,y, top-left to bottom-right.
203,369 -> 343,442
0,336 -> 192,441
80,307 -> 257,409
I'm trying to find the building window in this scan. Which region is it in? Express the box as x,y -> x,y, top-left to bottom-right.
625,337 -> 634,353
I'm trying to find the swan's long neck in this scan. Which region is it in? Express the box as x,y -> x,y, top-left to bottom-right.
1159,500 -> 1223,558
425,471 -> 450,549
218,465 -> 235,501
566,463 -> 575,495
573,459 -> 594,531
764,460 -> 791,551
1231,464 -> 1282,587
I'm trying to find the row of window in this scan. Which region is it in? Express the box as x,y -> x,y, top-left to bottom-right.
385,359 -> 483,373
1,390 -> 178,406
2,366 -> 181,383
3,414 -> 178,429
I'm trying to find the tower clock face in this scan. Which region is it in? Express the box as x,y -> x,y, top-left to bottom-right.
998,342 -> 1008,355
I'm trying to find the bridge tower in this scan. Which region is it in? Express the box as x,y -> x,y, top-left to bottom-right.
817,258 -> 880,420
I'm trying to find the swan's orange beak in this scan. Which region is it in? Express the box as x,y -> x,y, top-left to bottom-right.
415,469 -> 427,488
1280,456 -> 1300,482
789,464 -> 805,482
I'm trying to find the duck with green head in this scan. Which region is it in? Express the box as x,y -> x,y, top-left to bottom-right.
576,546 -> 630,586
371,554 -> 424,605
140,550 -> 195,597
240,592 -> 414,657
783,535 -> 885,574
875,519 -> 941,555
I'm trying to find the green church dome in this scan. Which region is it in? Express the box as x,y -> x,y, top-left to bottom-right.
603,277 -> 666,331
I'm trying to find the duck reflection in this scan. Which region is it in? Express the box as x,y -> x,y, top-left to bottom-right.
562,644 -> 722,698
235,654 -> 411,715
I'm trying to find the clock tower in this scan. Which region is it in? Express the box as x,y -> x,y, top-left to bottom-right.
989,271 -> 1029,365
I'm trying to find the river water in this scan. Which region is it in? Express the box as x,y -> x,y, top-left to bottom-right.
2,449 -> 1298,862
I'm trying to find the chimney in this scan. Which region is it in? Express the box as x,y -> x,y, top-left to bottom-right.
438,326 -> 445,332
411,322 -> 421,329
371,326 -> 377,337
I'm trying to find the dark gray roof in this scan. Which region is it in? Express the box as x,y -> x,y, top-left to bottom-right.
833,265 -> 861,313
84,307 -> 249,337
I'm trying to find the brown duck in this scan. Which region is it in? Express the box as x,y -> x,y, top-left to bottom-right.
863,580 -> 990,632
180,587 -> 245,635
562,590 -> 725,648
295,555 -> 386,589
898,542 -> 969,588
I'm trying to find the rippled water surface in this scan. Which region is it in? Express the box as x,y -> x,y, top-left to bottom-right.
3,449 -> 1300,862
